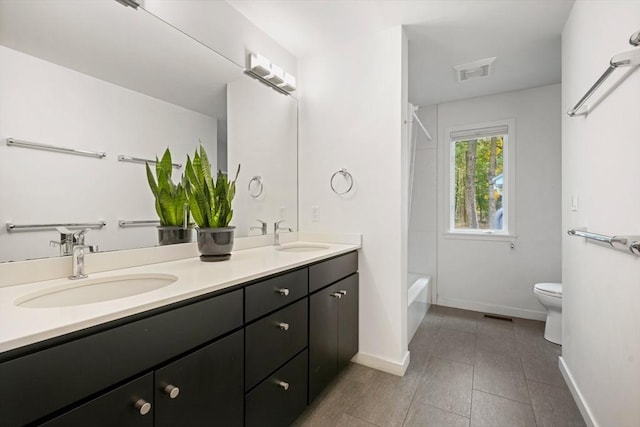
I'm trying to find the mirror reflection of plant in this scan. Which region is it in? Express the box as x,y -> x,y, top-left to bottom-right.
145,148 -> 189,227
185,144 -> 240,228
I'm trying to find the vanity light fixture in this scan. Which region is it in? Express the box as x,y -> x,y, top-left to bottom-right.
247,52 -> 296,95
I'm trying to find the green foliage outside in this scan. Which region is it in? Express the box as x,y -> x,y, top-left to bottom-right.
145,148 -> 188,227
454,136 -> 504,229
184,144 -> 240,228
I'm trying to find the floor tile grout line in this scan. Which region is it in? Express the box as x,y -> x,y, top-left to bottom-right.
399,356 -> 429,427
471,387 -> 534,407
525,377 -> 570,390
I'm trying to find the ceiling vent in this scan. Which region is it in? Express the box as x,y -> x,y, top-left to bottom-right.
453,57 -> 496,82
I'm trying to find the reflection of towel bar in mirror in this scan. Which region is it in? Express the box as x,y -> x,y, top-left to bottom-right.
6,138 -> 107,159
118,155 -> 182,169
118,220 -> 160,227
248,176 -> 264,198
6,221 -> 107,232
330,169 -> 354,195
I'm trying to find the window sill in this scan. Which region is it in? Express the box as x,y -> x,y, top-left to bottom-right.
443,231 -> 517,242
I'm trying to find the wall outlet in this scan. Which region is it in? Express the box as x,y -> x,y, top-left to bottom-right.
312,206 -> 320,222
279,207 -> 287,220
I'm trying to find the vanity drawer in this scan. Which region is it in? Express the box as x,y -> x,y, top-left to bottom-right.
245,268 -> 308,322
0,289 -> 243,427
309,251 -> 358,293
245,298 -> 308,390
245,349 -> 308,427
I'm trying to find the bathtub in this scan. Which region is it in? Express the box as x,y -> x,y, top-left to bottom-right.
408,273 -> 431,343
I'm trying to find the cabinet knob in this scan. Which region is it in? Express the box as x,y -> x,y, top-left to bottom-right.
278,322 -> 290,331
163,384 -> 180,399
277,288 -> 290,296
331,292 -> 343,299
338,290 -> 347,296
277,381 -> 290,391
134,399 -> 152,416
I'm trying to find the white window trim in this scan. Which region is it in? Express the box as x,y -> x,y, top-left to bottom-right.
443,119 -> 516,239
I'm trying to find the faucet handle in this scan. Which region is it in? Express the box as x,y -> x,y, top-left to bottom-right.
256,219 -> 267,226
73,228 -> 91,245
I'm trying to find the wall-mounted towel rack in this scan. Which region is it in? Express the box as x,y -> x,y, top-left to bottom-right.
6,221 -> 106,232
248,176 -> 264,198
118,220 -> 160,228
6,138 -> 107,158
567,29 -> 640,117
330,168 -> 354,195
567,228 -> 640,256
118,155 -> 182,169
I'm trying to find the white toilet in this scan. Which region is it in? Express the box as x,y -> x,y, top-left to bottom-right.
533,282 -> 563,345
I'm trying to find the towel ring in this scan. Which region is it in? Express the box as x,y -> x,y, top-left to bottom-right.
248,176 -> 264,198
330,168 -> 353,195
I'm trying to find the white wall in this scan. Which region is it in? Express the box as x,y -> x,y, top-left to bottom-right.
408,105 -> 438,289
0,46 -> 217,262
431,84 -> 562,320
142,0 -> 297,75
227,77 -> 298,236
298,26 -> 409,374
561,2 -> 640,425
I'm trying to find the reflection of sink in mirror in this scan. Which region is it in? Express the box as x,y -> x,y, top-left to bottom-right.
16,274 -> 178,308
276,243 -> 330,253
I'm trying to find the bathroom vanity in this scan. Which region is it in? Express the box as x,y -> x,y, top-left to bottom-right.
0,245 -> 359,427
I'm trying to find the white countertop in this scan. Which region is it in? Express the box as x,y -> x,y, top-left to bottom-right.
0,242 -> 360,354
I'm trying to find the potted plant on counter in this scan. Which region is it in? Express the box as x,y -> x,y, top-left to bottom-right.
185,144 -> 240,261
146,148 -> 192,245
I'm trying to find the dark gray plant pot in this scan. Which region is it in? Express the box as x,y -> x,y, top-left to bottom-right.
158,226 -> 193,246
197,226 -> 235,261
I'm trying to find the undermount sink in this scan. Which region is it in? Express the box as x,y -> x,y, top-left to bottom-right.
276,243 -> 330,253
16,274 -> 178,308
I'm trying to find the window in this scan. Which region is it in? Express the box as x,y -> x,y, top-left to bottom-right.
447,121 -> 514,235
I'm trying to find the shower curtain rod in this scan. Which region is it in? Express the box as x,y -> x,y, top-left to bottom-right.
412,111 -> 432,141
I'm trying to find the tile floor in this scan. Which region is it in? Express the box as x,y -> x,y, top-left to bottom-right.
293,305 -> 585,427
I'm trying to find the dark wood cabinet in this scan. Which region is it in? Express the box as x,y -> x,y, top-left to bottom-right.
309,273 -> 359,403
1,250 -> 358,427
40,373 -> 154,427
154,330 -> 244,427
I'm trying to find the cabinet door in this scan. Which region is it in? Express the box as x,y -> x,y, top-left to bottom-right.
308,284 -> 339,403
40,373 -> 153,427
337,273 -> 359,371
154,330 -> 244,427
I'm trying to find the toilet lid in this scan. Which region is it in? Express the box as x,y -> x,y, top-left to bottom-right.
534,282 -> 562,297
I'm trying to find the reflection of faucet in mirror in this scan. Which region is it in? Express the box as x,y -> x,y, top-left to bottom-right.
69,229 -> 99,280
249,219 -> 268,235
50,227 -> 76,256
274,220 -> 292,246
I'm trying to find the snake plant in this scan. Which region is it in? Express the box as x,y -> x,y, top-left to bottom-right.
145,148 -> 188,227
185,144 -> 240,228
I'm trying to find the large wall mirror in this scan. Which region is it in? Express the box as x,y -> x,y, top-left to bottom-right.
0,0 -> 298,263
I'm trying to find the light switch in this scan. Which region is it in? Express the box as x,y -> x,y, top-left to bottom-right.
571,193 -> 579,212
312,206 -> 320,222
279,207 -> 287,220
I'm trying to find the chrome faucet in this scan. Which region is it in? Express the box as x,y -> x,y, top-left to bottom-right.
69,229 -> 98,280
249,219 -> 268,235
274,220 -> 292,246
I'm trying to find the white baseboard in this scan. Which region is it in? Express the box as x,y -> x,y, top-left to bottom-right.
352,350 -> 410,377
437,296 -> 546,321
558,356 -> 597,427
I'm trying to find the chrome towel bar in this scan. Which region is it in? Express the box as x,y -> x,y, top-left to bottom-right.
6,221 -> 106,232
6,138 -> 106,159
567,29 -> 640,117
567,228 -> 640,256
118,155 -> 182,169
118,220 -> 160,227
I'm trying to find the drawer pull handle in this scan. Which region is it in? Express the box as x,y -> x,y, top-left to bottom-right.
134,399 -> 152,416
163,384 -> 180,399
277,288 -> 290,296
331,292 -> 343,299
338,290 -> 347,296
278,322 -> 290,331
277,381 -> 290,391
